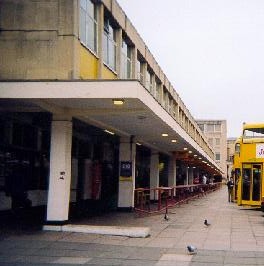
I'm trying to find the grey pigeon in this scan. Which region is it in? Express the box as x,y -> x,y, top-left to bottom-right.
204,219 -> 211,226
187,245 -> 197,254
164,213 -> 169,221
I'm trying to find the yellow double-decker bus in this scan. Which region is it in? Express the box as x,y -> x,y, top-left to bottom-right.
236,123 -> 264,208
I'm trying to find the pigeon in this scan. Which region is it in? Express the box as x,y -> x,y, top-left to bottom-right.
204,219 -> 211,226
164,213 -> 169,221
187,245 -> 197,254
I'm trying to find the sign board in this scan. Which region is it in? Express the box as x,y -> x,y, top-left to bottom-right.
119,161 -> 132,181
256,144 -> 264,158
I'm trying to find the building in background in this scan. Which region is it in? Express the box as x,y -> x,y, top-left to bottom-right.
227,137 -> 237,178
196,120 -> 227,177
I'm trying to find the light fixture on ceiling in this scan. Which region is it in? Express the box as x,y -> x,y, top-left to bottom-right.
171,139 -> 177,143
188,150 -> 193,154
162,133 -> 168,137
194,154 -> 198,157
183,147 -> 188,150
112,99 -> 124,105
104,129 -> 115,135
136,142 -> 142,146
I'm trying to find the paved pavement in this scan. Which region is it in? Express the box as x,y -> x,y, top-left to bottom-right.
1,186 -> 264,265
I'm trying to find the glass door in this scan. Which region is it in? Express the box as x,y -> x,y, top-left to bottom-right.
252,164 -> 261,201
241,164 -> 262,205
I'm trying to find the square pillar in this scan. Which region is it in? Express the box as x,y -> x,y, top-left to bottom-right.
189,167 -> 194,185
150,151 -> 159,200
168,156 -> 176,196
131,47 -> 137,79
118,137 -> 136,209
168,156 -> 176,187
46,119 -> 72,223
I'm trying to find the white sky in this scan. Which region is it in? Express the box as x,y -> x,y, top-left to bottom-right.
117,0 -> 264,138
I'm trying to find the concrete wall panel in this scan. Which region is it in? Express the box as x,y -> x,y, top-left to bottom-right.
112,0 -> 126,29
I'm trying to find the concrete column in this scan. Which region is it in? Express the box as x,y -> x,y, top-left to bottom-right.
168,156 -> 176,196
142,62 -> 147,87
118,137 -> 136,209
189,167 -> 194,185
47,118 -> 72,223
131,46 -> 137,79
116,28 -> 122,78
168,156 -> 176,187
97,3 -> 104,79
150,151 -> 159,200
184,166 -> 188,185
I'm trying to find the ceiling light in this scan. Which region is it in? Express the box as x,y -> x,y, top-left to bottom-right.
136,142 -> 142,146
171,139 -> 177,143
112,99 -> 124,105
183,147 -> 188,150
162,133 -> 168,137
188,150 -> 193,154
194,154 -> 197,157
104,129 -> 115,135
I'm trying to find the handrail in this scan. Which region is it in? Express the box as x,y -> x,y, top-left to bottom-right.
134,182 -> 222,215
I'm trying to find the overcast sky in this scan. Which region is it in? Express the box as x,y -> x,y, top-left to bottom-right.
117,0 -> 264,138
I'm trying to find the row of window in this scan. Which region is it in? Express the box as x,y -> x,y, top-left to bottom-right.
215,153 -> 220,161
80,0 -> 132,77
208,138 -> 221,146
79,0 -> 213,160
198,123 -> 222,133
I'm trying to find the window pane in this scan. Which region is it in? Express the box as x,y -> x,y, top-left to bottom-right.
109,40 -> 116,69
198,124 -> 204,132
79,0 -> 97,53
80,9 -> 86,43
215,153 -> 220,160
127,58 -> 131,78
215,124 -> 221,132
80,0 -> 86,9
122,41 -> 127,54
87,16 -> 95,50
109,25 -> 114,40
146,71 -> 151,91
121,40 -> 128,78
244,128 -> 264,138
207,124 -> 214,132
87,0 -> 94,17
103,33 -> 108,63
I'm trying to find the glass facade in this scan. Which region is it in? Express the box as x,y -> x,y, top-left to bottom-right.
103,18 -> 116,70
120,40 -> 132,79
80,0 -> 98,53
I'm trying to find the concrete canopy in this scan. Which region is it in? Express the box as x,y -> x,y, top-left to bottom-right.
0,80 -> 222,174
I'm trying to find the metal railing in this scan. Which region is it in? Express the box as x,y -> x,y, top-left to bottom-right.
134,182 -> 222,215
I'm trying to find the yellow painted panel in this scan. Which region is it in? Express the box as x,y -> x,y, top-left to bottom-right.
102,65 -> 117,79
79,44 -> 98,79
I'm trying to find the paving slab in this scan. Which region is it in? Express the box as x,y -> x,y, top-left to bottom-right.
2,187 -> 264,265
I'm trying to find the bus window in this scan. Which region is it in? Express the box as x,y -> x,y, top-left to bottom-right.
242,167 -> 251,201
243,128 -> 264,139
252,165 -> 261,201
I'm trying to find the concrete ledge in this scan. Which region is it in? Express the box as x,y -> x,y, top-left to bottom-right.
43,224 -> 150,238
